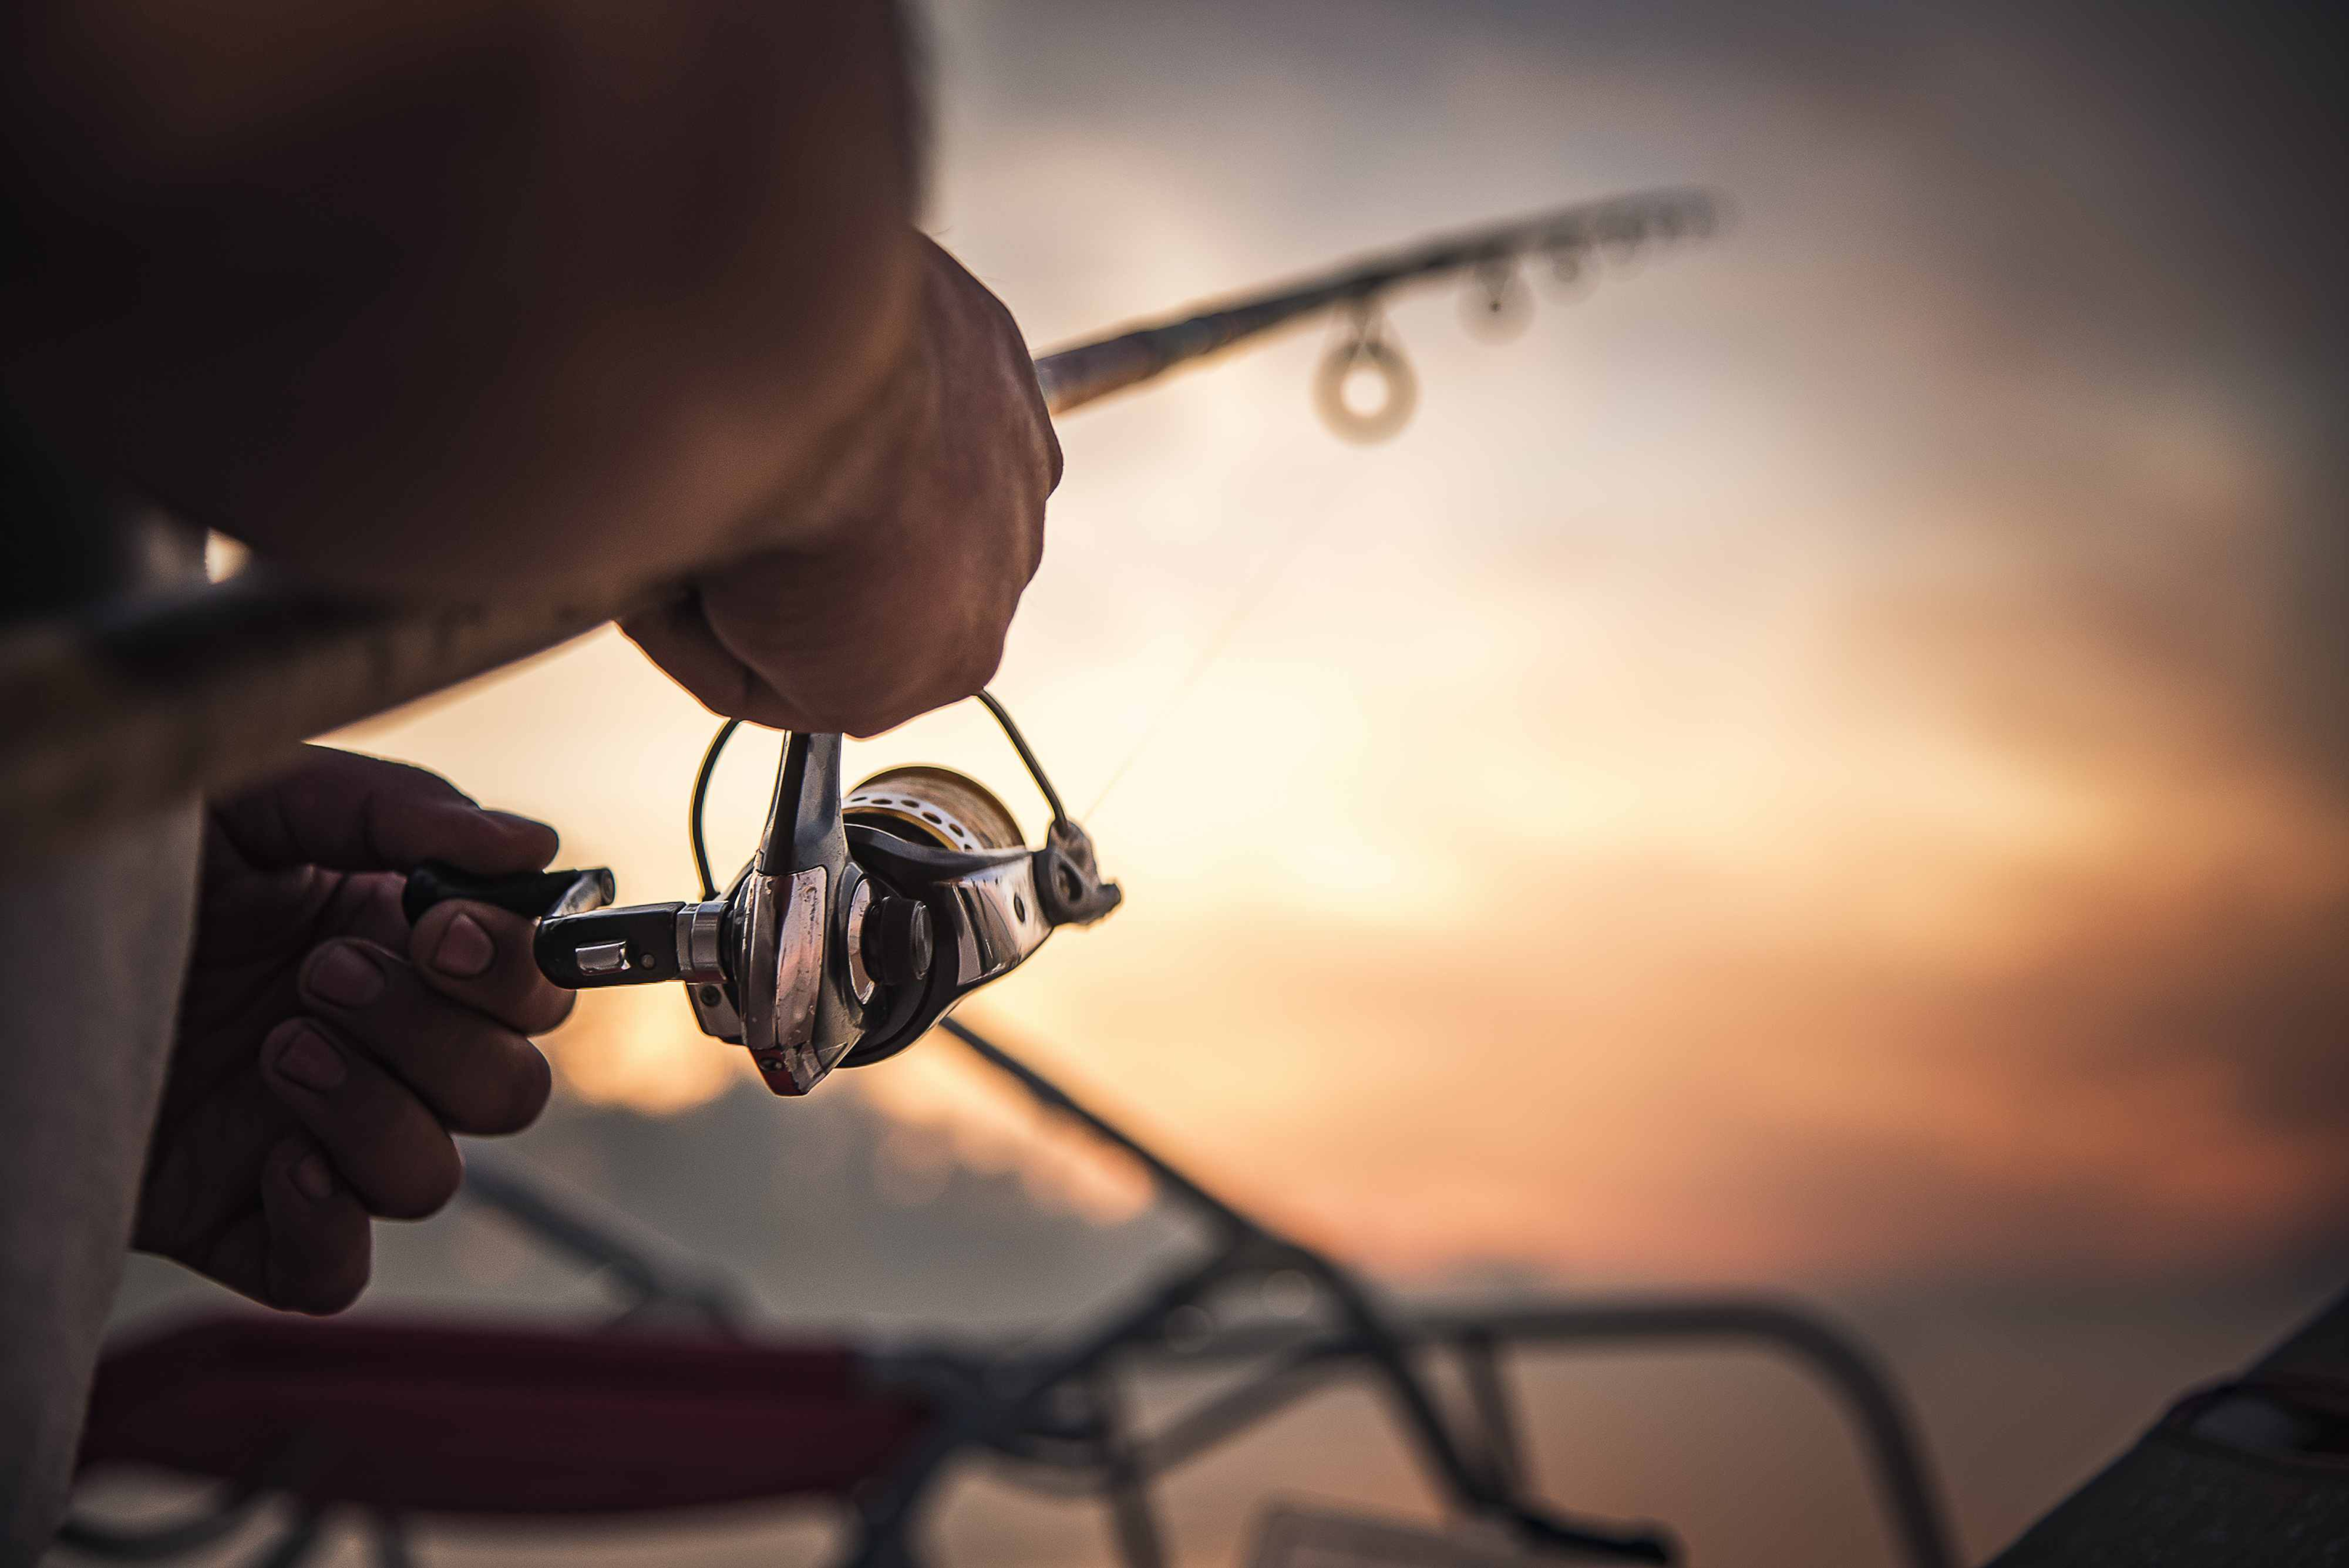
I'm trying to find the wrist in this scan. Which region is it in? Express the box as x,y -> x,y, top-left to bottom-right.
698,240 -> 944,570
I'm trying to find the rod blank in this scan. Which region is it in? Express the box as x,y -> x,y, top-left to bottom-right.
0,188 -> 1715,854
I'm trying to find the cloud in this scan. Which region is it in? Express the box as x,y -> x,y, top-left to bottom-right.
336,0 -> 2349,1297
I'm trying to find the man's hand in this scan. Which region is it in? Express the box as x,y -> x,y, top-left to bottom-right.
136,748 -> 572,1314
621,241 -> 1063,735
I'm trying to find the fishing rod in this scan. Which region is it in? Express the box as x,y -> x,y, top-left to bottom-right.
0,187 -> 1715,859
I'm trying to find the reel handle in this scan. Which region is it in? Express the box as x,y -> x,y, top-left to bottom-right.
404,862 -> 688,996
400,862 -> 616,928
533,902 -> 694,989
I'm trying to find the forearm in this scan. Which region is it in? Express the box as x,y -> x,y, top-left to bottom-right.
0,0 -> 923,600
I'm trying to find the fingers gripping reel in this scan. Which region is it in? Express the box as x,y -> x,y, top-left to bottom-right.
510,698 -> 1119,1096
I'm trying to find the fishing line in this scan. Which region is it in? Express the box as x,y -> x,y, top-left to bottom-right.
1078,302 -> 1430,821
1082,494 -> 1346,822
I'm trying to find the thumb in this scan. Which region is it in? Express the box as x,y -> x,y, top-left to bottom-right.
212,746 -> 557,876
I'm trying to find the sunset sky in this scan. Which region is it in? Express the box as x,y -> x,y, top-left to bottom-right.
342,0 -> 2349,1294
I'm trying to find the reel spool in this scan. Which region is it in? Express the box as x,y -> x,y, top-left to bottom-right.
843,767 -> 1027,857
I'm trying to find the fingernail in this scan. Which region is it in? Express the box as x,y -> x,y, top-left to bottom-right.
484,809 -> 555,840
433,912 -> 496,978
293,1153 -> 335,1201
274,1027 -> 348,1093
306,944 -> 384,1008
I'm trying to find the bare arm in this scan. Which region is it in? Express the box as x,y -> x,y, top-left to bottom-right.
0,0 -> 922,600
2,1 -> 1057,1339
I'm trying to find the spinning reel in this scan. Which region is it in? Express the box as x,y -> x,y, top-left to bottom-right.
407,696 -> 1119,1096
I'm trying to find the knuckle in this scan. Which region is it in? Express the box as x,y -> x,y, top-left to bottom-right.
282,1241 -> 370,1316
745,691 -> 805,731
661,664 -> 727,715
526,984 -> 577,1036
801,685 -> 890,738
958,636 -> 1007,695
843,703 -> 915,740
507,1048 -> 555,1129
298,1265 -> 369,1318
467,1043 -> 552,1135
789,695 -> 849,733
380,1150 -> 463,1221
703,662 -> 797,730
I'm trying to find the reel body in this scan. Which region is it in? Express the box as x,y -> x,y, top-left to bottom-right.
414,714 -> 1118,1097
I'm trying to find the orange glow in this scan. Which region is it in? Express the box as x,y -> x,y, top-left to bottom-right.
333,21 -> 2349,1293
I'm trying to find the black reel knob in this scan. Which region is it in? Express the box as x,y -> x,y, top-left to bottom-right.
862,895 -> 934,988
